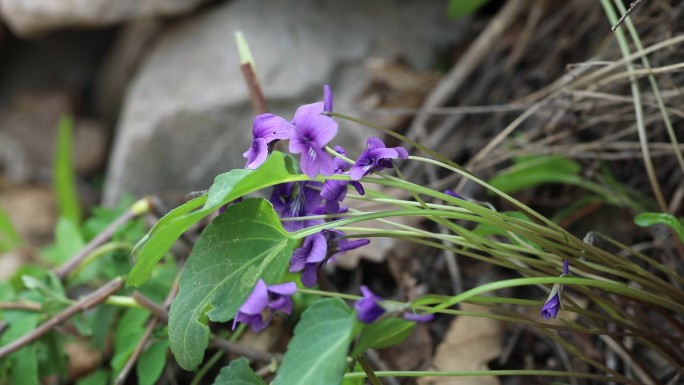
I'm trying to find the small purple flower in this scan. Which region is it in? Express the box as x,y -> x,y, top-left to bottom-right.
321,146 -> 365,212
402,312 -> 435,323
356,286 -> 386,324
243,114 -> 295,169
350,137 -> 408,181
289,232 -> 328,287
232,279 -> 297,333
541,259 -> 570,320
355,286 -> 434,324
289,102 -> 338,179
270,182 -> 325,232
540,293 -> 561,320
323,229 -> 369,262
323,84 -> 333,113
444,189 -> 465,200
289,230 -> 369,287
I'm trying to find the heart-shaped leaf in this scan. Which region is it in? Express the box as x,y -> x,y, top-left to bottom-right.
168,198 -> 297,370
273,298 -> 354,385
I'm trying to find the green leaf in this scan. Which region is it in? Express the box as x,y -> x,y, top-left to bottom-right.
635,212 -> 684,242
127,151 -> 302,287
273,298 -> 354,385
342,361 -> 364,385
351,318 -> 415,357
54,115 -> 82,224
136,340 -> 169,385
212,358 -> 266,385
448,0 -> 490,18
0,206 -> 22,252
168,198 -> 297,370
42,217 -> 85,264
76,369 -> 110,385
1,310 -> 41,385
489,155 -> 581,194
89,305 -> 119,350
111,308 -> 150,377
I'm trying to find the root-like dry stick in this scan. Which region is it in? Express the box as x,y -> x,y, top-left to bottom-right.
240,62 -> 268,115
0,277 -> 123,359
611,0 -> 645,31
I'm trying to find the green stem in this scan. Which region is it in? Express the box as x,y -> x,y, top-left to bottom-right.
68,242 -> 131,279
341,370 -> 631,383
105,295 -> 145,310
190,350 -> 224,385
429,277 -> 684,313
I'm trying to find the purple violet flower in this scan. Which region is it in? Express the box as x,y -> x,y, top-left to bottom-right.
243,114 -> 295,169
350,137 -> 408,181
270,182 -> 325,232
541,259 -> 570,320
402,312 -> 435,323
356,286 -> 386,324
321,146 -> 365,213
323,229 -> 369,262
355,285 -> 433,324
289,230 -> 369,287
232,279 -> 297,333
323,84 -> 333,113
289,102 -> 338,179
444,189 -> 465,200
289,232 -> 328,287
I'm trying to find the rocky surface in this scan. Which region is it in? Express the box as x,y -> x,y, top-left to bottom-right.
0,0 -> 207,37
104,0 -> 464,205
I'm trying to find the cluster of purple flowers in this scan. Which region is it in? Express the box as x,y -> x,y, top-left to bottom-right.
233,85 -> 418,331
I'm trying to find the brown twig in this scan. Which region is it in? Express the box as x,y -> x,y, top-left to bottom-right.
240,62 -> 268,115
55,198 -> 152,280
0,301 -> 42,312
132,292 -> 169,321
0,277 -> 123,359
114,318 -> 160,385
611,0 -> 645,31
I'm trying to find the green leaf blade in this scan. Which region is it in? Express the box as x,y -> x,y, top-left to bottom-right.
168,198 -> 297,370
635,212 -> 684,242
351,318 -> 415,357
273,298 -> 354,385
448,0 -> 490,18
489,155 -> 581,193
212,357 -> 266,385
127,151 -> 302,287
54,115 -> 82,224
136,340 -> 169,385
0,207 -> 22,252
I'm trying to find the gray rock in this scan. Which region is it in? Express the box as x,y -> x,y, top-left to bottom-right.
0,0 -> 206,37
104,0 -> 463,205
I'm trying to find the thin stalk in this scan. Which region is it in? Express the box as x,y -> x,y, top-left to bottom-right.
599,0 -> 668,212
358,355 -> 383,385
611,0 -> 684,179
342,370 -> 625,382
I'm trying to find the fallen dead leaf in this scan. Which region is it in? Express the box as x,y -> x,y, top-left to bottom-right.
418,303 -> 503,385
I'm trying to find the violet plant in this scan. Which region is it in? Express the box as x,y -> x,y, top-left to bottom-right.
119,77 -> 683,385
3,29 -> 684,385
